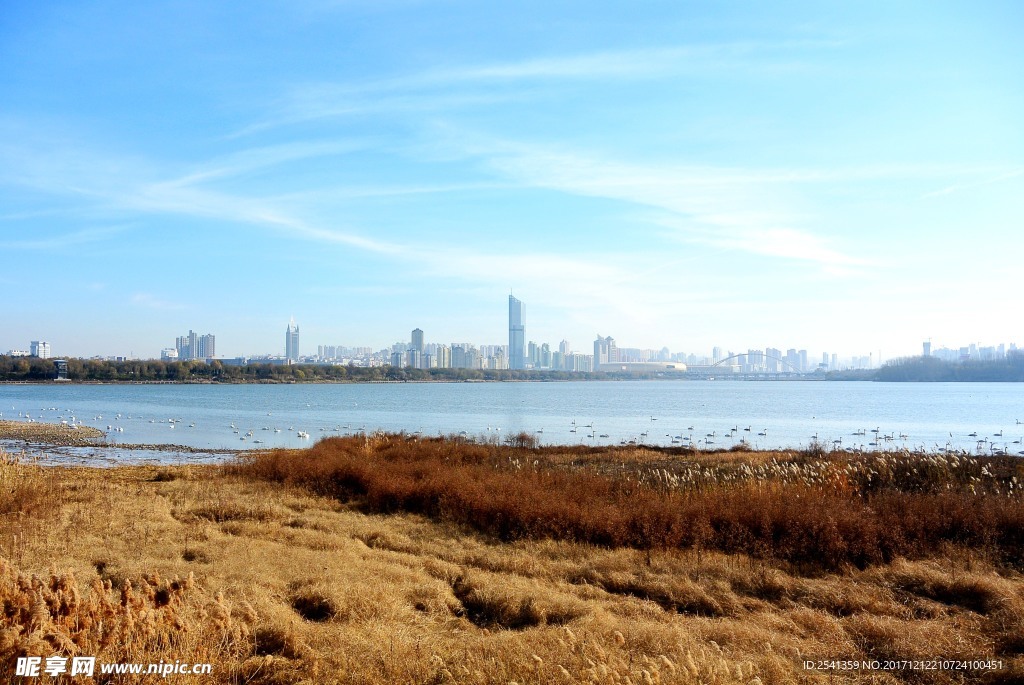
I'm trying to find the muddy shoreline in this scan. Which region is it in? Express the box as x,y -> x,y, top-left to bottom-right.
0,419 -> 244,464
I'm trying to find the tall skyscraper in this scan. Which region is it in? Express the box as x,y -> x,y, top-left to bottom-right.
285,317 -> 300,362
410,328 -> 424,353
508,294 -> 525,370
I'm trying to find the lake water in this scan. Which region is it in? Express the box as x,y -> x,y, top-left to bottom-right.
2,381 -> 1023,463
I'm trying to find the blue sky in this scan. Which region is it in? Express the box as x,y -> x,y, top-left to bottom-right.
2,1 -> 1021,360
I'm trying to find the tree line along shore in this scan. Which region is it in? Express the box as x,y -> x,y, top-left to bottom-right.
2,353 -> 1024,383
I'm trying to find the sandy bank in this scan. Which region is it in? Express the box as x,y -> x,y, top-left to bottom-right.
0,419 -> 105,446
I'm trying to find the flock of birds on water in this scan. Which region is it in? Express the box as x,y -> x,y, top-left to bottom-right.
4,406 -> 334,444
549,416 -> 1024,456
4,407 -> 1024,456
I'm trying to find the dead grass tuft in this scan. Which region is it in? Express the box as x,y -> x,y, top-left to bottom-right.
882,559 -> 1012,615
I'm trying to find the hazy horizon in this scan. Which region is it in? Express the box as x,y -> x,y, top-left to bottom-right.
2,2 -> 1021,359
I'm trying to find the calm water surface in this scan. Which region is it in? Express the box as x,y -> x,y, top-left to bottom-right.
2,381 -> 1023,462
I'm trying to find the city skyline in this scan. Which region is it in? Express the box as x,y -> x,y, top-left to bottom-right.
2,2 -> 1021,358
6,304 -> 1018,374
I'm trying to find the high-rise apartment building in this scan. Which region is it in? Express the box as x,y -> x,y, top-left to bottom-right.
508,294 -> 525,370
174,330 -> 215,360
594,335 -> 618,368
285,317 -> 300,362
195,333 -> 215,359
30,341 -> 51,359
176,333 -> 191,359
565,353 -> 594,372
435,344 -> 451,369
451,344 -> 481,370
410,328 -> 424,353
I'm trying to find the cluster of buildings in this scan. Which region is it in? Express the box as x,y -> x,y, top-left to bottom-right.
304,295 -> 880,374
923,340 -> 1018,362
334,295 -> 863,374
6,341 -> 52,359
161,330 -> 216,361
312,296 -> 602,372
11,301 -> 1018,374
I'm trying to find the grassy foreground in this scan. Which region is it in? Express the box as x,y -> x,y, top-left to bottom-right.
2,436 -> 1023,684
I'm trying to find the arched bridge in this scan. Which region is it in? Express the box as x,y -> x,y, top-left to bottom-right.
710,354 -> 803,373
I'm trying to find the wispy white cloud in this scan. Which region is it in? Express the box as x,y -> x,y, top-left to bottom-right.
163,139 -> 370,186
229,91 -> 529,139
444,135 -> 870,270
272,180 -> 511,203
232,39 -> 842,136
330,39 -> 843,92
0,225 -> 130,250
130,292 -> 186,311
126,180 -> 405,254
0,132 -> 404,256
922,168 -> 1024,198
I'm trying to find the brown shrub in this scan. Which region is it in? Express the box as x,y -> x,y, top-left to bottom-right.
232,435 -> 1024,572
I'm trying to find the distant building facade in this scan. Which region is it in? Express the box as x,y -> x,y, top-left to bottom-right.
174,330 -> 215,360
285,318 -> 300,362
594,335 -> 618,367
30,341 -> 51,359
508,294 -> 525,370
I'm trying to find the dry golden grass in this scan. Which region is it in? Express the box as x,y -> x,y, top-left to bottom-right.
1,442 -> 1022,684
